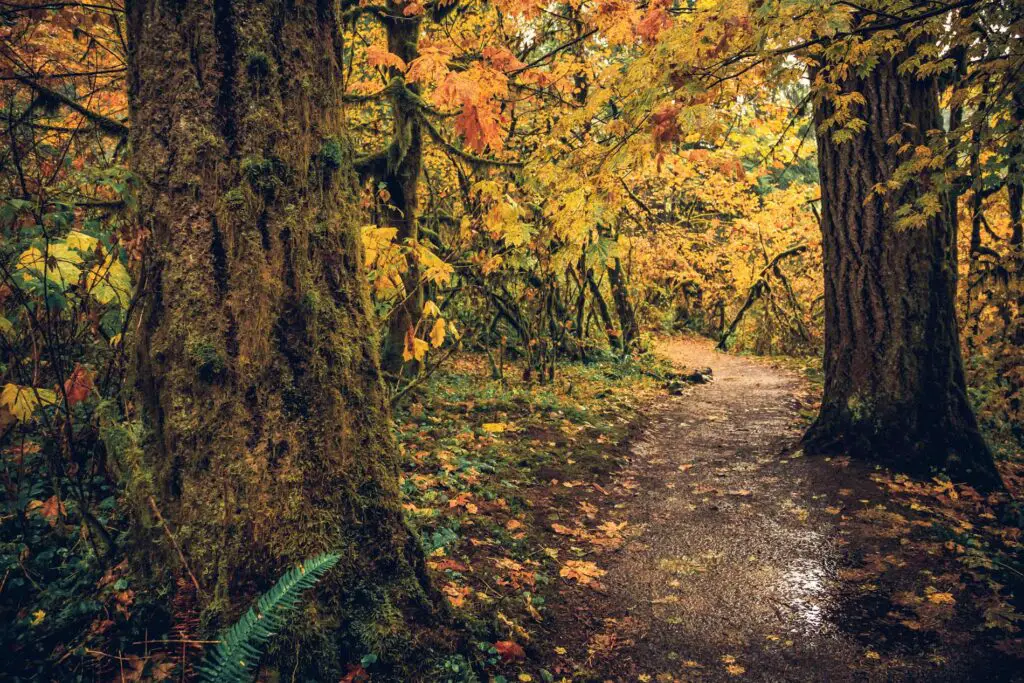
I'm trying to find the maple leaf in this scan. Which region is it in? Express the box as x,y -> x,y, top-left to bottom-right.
403,326 -> 429,362
637,5 -> 672,44
551,522 -> 586,538
406,44 -> 452,84
443,582 -> 472,607
86,251 -> 133,309
340,664 -> 370,683
366,45 -> 407,72
926,590 -> 956,605
448,492 -> 478,514
64,364 -> 93,406
560,560 -> 606,586
482,46 -> 525,73
29,495 -> 66,526
597,520 -> 627,536
432,66 -> 508,152
457,102 -> 503,153
495,640 -> 526,662
429,318 -> 447,348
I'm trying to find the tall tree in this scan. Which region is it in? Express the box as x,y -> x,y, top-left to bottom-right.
803,40 -> 1002,489
126,0 -> 443,676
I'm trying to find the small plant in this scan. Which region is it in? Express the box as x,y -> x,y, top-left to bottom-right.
198,552 -> 340,683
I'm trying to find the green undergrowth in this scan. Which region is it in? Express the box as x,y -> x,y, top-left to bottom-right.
390,353 -> 663,682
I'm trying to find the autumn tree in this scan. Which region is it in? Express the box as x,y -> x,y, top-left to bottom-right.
801,20 -> 1002,489
126,0 -> 445,676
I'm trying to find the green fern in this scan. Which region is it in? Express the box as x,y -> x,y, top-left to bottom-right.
198,552 -> 340,683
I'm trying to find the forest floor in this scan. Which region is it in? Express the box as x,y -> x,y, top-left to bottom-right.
395,337 -> 1023,683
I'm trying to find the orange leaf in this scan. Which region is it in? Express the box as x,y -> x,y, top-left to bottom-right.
495,640 -> 526,662
366,45 -> 407,71
64,364 -> 93,406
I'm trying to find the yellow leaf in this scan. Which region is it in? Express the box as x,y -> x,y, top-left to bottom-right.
86,252 -> 133,308
1,384 -> 57,422
927,591 -> 956,605
402,326 -> 429,362
65,231 -> 98,253
422,300 -> 441,317
481,422 -> 506,433
429,318 -> 446,348
29,610 -> 45,627
559,560 -> 606,585
17,245 -> 81,288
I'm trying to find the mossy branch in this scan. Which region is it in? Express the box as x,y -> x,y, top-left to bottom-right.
12,73 -> 129,138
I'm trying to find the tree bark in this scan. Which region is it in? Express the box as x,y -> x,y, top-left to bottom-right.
803,49 -> 1002,489
126,1 -> 442,676
379,4 -> 425,376
607,258 -> 638,353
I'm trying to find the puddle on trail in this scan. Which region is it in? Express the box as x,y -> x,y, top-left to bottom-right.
778,538 -> 835,635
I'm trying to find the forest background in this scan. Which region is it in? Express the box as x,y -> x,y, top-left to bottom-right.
0,0 -> 1022,680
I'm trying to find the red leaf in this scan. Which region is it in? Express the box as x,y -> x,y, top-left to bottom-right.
64,364 -> 93,406
340,664 -> 369,683
495,640 -> 525,662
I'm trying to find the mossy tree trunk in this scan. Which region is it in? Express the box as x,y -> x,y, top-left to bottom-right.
126,1 -> 443,676
378,3 -> 424,377
803,49 -> 1002,490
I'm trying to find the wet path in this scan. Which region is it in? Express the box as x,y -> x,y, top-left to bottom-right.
601,338 -> 864,680
541,336 -> 1019,682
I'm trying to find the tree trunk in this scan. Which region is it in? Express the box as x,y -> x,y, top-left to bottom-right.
126,1 -> 443,676
803,50 -> 1002,489
586,269 -> 620,351
607,258 -> 639,353
379,4 -> 424,376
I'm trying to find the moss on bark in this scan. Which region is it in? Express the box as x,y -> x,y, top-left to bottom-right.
125,1 -> 451,677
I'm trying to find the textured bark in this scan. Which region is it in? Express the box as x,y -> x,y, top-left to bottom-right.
803,50 -> 1002,489
126,1 -> 443,676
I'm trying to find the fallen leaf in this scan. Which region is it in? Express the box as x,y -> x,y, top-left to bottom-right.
495,640 -> 526,662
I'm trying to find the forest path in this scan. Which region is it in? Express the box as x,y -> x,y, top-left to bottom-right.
542,337 -> 1014,682
598,336 -> 863,680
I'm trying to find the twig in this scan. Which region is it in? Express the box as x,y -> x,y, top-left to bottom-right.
148,496 -> 202,596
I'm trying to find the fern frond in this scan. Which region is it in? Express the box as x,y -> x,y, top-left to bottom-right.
198,552 -> 340,683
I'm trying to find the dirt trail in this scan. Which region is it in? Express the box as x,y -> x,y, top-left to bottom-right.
592,337 -> 857,680
547,337 -> 1016,682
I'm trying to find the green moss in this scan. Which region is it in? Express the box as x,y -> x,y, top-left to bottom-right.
96,400 -> 154,511
245,50 -> 271,81
301,289 -> 322,316
318,136 -> 344,171
241,155 -> 280,197
222,187 -> 247,211
187,338 -> 226,381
